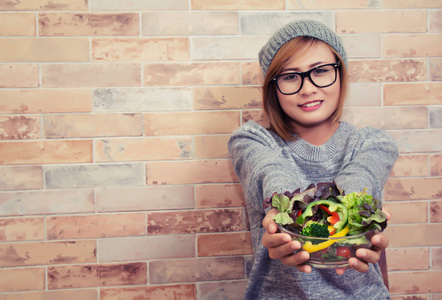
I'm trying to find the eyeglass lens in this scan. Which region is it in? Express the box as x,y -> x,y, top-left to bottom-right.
276,64 -> 337,95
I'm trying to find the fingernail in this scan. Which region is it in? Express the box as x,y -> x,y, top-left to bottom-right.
359,250 -> 366,258
372,236 -> 380,244
283,235 -> 291,242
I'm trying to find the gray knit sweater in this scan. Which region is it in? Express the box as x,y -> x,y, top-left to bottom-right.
228,120 -> 398,300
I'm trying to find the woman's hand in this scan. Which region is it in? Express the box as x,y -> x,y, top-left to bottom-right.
335,207 -> 391,275
261,209 -> 312,273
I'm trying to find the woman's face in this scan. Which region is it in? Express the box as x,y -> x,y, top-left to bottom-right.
276,41 -> 341,130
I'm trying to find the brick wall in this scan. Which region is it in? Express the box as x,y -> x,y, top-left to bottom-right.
0,0 -> 441,299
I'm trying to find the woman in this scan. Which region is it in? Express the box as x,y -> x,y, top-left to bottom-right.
228,19 -> 398,299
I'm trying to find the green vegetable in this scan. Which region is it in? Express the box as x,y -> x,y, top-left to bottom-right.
271,193 -> 295,225
296,199 -> 348,232
338,189 -> 387,235
301,221 -> 330,240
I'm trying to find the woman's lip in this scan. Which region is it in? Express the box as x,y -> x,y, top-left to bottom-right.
298,100 -> 323,107
298,100 -> 323,111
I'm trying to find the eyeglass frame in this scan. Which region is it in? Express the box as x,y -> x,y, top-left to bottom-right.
272,62 -> 341,95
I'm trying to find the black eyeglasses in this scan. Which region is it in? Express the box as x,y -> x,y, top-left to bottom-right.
273,62 -> 340,95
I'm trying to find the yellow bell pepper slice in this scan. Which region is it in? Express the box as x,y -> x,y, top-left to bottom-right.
302,226 -> 350,253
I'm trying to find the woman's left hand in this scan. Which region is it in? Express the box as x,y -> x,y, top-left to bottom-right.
335,207 -> 391,275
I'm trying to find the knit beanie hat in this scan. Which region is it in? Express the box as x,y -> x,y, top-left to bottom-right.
259,19 -> 347,77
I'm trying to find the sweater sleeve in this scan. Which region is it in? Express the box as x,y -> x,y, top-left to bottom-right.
334,128 -> 398,200
228,121 -> 301,210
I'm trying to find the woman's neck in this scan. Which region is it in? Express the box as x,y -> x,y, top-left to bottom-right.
292,120 -> 340,146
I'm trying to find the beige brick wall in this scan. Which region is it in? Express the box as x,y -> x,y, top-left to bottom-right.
0,0 -> 441,299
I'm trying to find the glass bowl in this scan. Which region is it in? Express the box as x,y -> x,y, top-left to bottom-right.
278,224 -> 378,269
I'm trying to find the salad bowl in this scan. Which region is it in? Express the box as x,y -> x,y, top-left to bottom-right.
278,223 -> 378,269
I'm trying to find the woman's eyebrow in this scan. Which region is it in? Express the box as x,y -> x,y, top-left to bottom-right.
281,61 -> 327,73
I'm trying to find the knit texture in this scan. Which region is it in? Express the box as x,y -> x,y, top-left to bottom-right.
228,120 -> 398,300
259,19 -> 348,77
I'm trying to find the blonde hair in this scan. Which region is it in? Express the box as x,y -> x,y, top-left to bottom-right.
262,37 -> 348,140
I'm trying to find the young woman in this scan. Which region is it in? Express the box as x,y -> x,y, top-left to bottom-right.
228,20 -> 398,299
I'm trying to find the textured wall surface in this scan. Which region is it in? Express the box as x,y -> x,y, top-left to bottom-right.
0,0 -> 441,299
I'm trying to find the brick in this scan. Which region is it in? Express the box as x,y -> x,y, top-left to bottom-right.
98,235 -> 195,262
147,208 -> 243,235
288,0 -> 380,9
384,83 -> 442,106
385,224 -> 442,247
42,64 -> 141,88
199,281 -> 248,300
390,155 -> 429,177
0,268 -> 44,292
429,107 -> 442,128
389,271 -> 442,294
384,35 -> 442,58
349,59 -> 426,82
430,58 -> 442,81
48,262 -> 147,289
45,163 -> 145,189
0,189 -> 94,216
345,83 -> 381,106
383,0 -> 442,8
242,110 -> 269,128
430,10 -> 442,33
391,295 -> 430,300
96,186 -> 194,212
0,13 -> 35,36
432,248 -> 442,269
91,0 -> 188,10
144,62 -> 239,86
0,289 -> 98,300
0,217 -> 44,241
198,232 -> 252,256
47,213 -> 145,240
386,248 -> 429,271
149,257 -> 244,284
430,154 -> 442,176
0,166 -> 43,191
0,0 -> 88,10
144,111 -> 240,136
0,140 -> 92,165
383,201 -> 428,224
39,13 -> 139,36
195,184 -> 245,208
96,137 -> 192,162
340,106 -> 427,130
142,12 -> 237,36
385,178 -> 442,201
341,34 -> 381,58
0,240 -> 96,267
43,113 -> 142,138
241,62 -> 263,85
195,135 -> 230,159
92,38 -> 189,61
431,201 -> 442,223
100,285 -> 196,300
388,130 -> 442,153
0,89 -> 92,114
146,160 -> 238,185
0,116 -> 40,140
0,64 -> 38,88
336,11 -> 426,33
0,38 -> 89,62
192,0 -> 284,9
93,88 -> 192,112
192,36 -> 269,60
240,12 -> 334,35
194,87 -> 262,110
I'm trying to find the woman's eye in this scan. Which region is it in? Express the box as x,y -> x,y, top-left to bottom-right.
313,68 -> 329,75
282,74 -> 299,81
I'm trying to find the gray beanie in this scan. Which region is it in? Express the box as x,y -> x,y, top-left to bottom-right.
259,19 -> 347,77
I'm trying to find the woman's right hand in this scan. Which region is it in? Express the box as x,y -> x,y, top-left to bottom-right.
261,209 -> 312,273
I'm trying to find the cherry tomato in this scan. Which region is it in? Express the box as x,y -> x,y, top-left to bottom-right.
336,246 -> 351,258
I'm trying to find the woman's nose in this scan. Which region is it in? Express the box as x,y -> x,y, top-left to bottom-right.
299,77 -> 318,95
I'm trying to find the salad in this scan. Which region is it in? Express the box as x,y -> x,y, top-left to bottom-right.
263,182 -> 388,259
